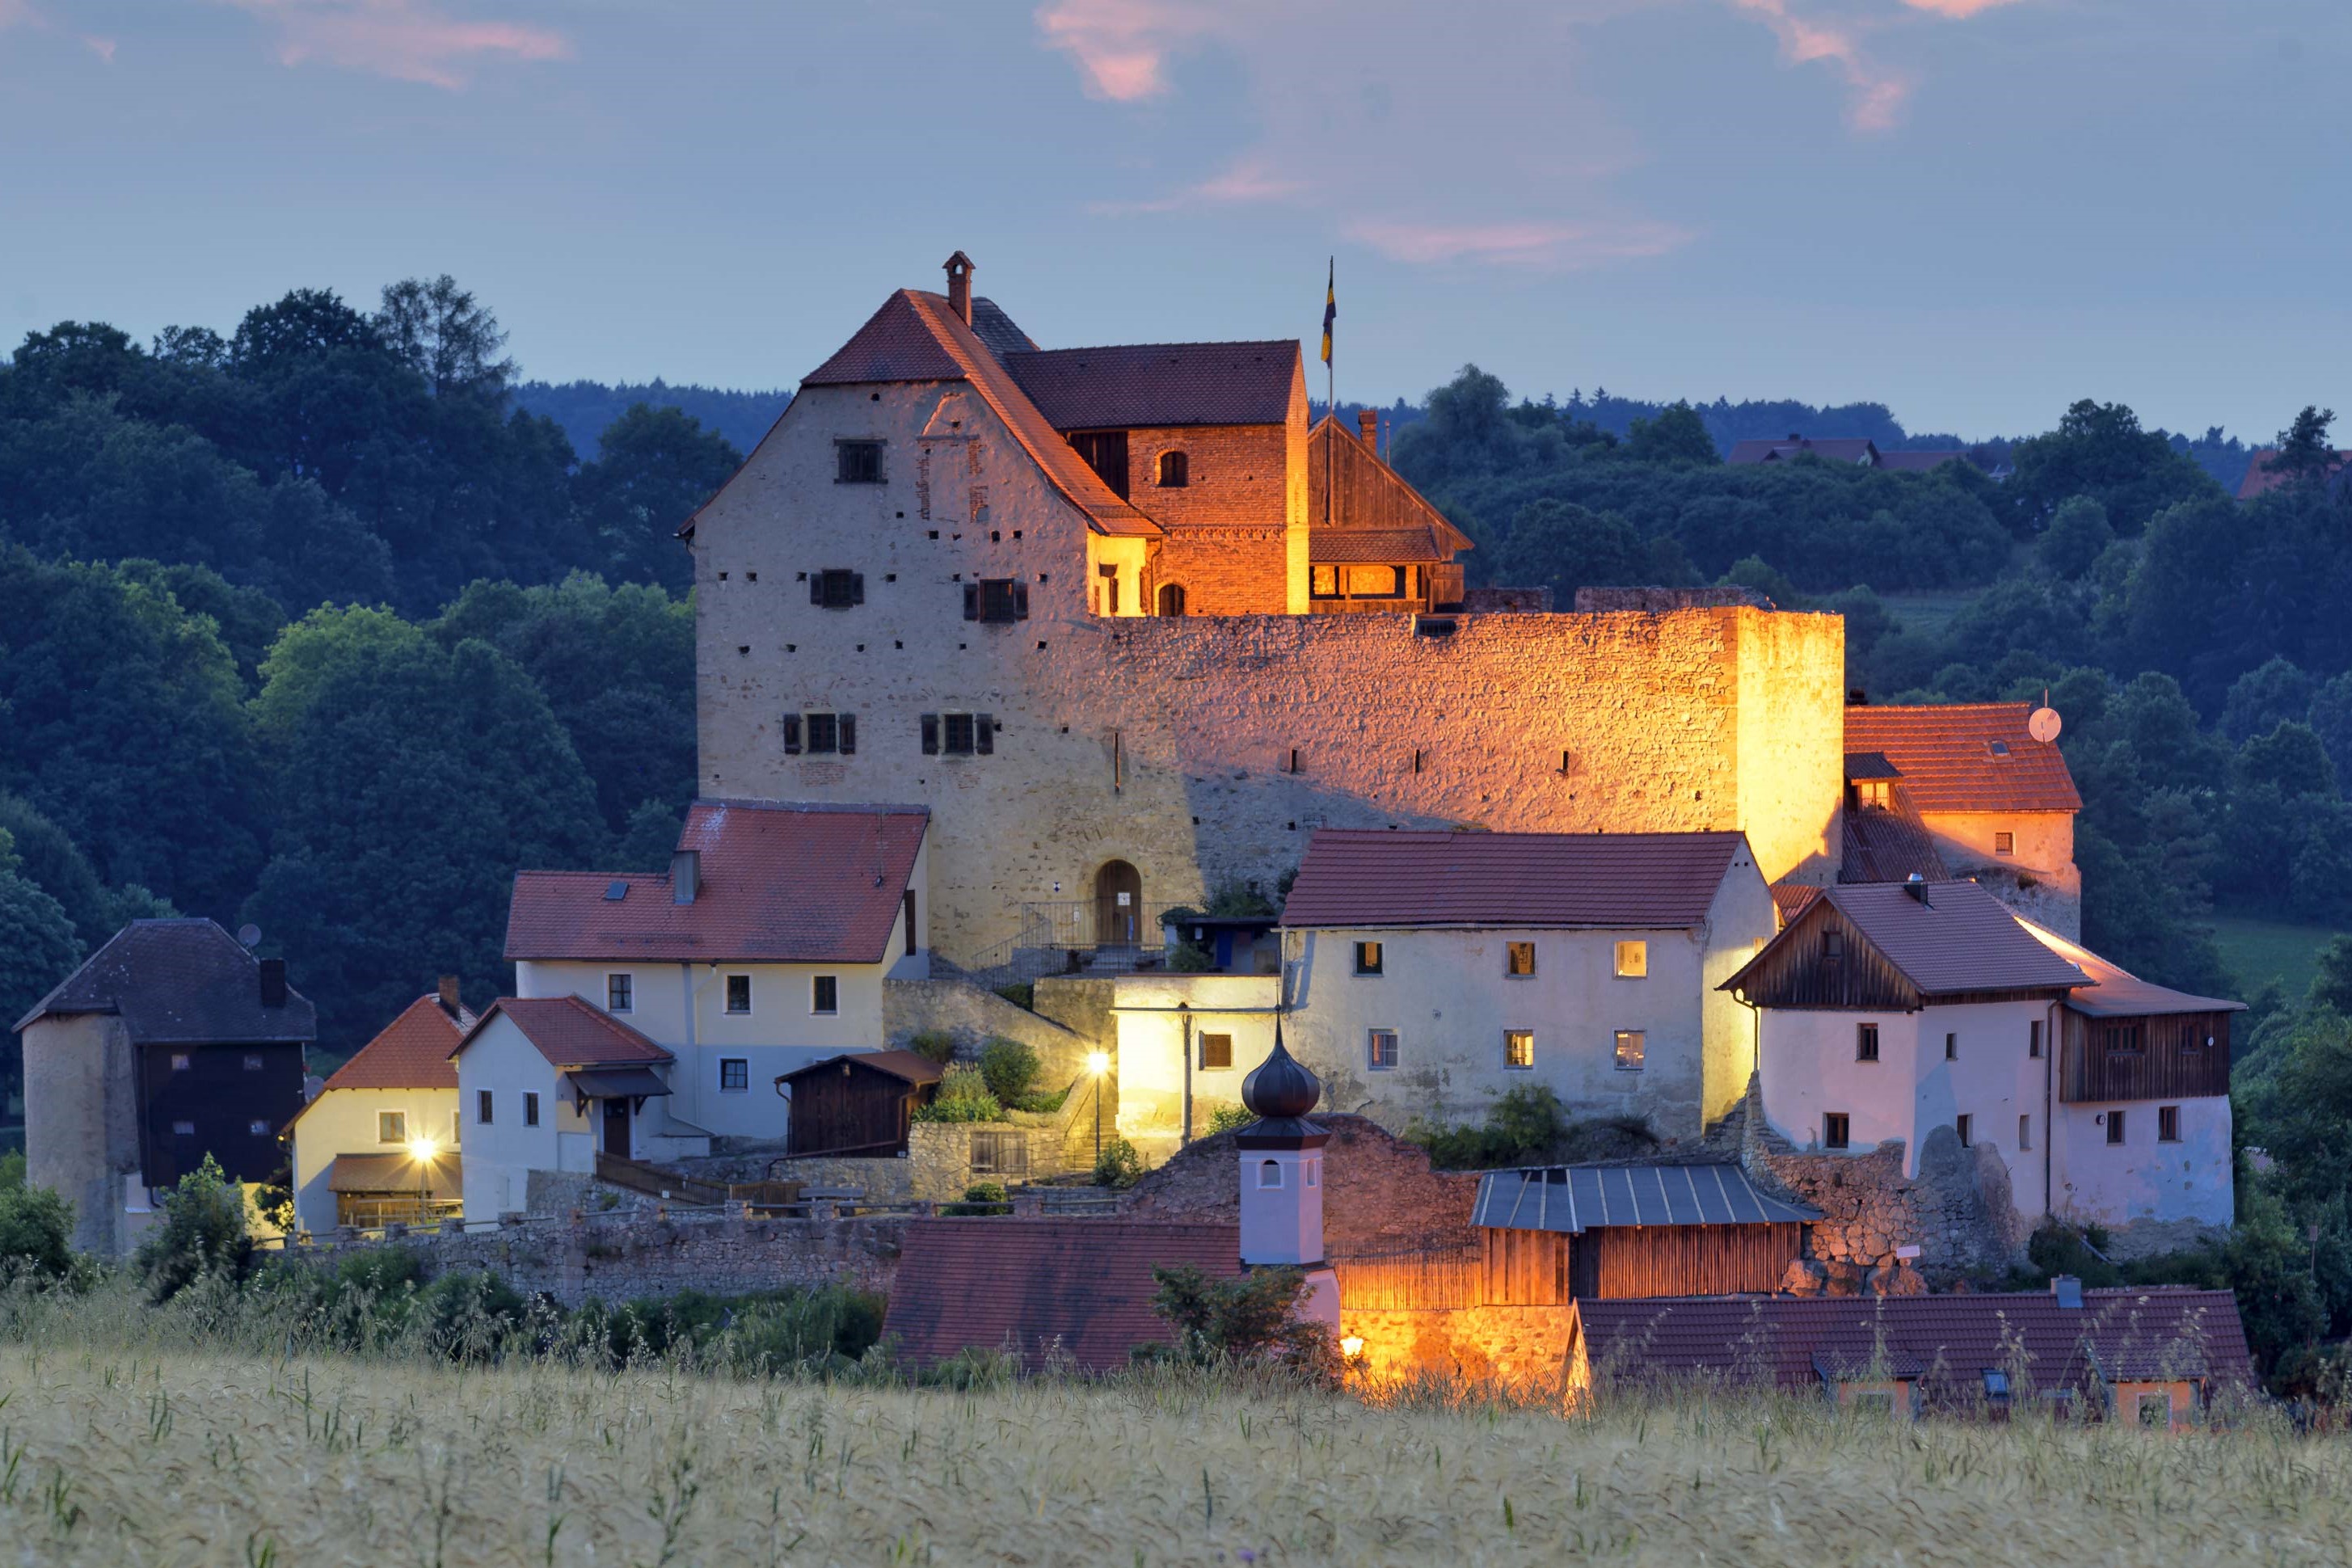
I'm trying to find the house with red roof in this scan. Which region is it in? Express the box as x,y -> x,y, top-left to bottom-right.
1149,828 -> 1777,1149
287,980 -> 469,1234
1840,700 -> 2084,937
503,799 -> 931,1147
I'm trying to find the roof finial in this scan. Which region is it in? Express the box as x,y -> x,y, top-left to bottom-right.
1241,1022 -> 1321,1121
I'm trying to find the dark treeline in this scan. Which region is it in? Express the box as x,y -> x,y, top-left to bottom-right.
514,379 -> 789,466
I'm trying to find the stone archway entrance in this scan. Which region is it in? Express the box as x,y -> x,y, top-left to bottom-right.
1094,860 -> 1143,948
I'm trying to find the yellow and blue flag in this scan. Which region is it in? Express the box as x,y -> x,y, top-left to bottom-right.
1320,258 -> 1334,365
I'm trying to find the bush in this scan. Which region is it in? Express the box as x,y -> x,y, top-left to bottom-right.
1010,1085 -> 1070,1115
1093,1136 -> 1144,1189
944,1182 -> 1010,1216
1205,1102 -> 1255,1136
993,981 -> 1035,1011
913,1064 -> 1001,1123
1167,942 -> 1214,972
0,1181 -> 73,1278
1406,1088 -> 1655,1170
908,1030 -> 957,1067
1147,1263 -> 1338,1378
135,1154 -> 252,1301
979,1038 -> 1040,1103
0,1149 -> 24,1191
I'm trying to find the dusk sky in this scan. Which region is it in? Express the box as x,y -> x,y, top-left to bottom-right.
3,0 -> 2344,440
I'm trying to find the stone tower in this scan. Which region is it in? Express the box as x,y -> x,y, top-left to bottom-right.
1236,1025 -> 1340,1331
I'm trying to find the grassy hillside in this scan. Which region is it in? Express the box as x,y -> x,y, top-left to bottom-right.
2212,914 -> 2340,1001
1,1333 -> 2344,1564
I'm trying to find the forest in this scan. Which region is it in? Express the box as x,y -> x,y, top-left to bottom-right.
2,282 -> 2349,1388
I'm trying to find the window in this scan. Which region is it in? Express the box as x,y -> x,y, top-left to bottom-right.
1614,1030 -> 1646,1072
1614,940 -> 1647,979
2019,1114 -> 2033,1150
1504,1030 -> 1535,1070
836,440 -> 882,483
524,1092 -> 540,1128
2103,1023 -> 2143,1055
1353,941 -> 1383,976
477,1090 -> 494,1125
2137,1391 -> 2173,1428
1993,830 -> 2015,856
243,1052 -> 265,1071
1956,1113 -> 1972,1149
811,976 -> 838,1015
720,1058 -> 749,1094
1099,565 -> 1120,615
1199,1033 -> 1233,1070
1157,584 -> 1187,616
248,1119 -> 270,1137
1157,450 -> 1188,487
170,1052 -> 191,1072
971,1129 -> 1030,1178
377,1111 -> 407,1144
2030,1020 -> 2043,1059
1855,779 -> 1893,809
1258,1158 -> 1282,1189
171,1120 -> 196,1137
904,889 -> 918,958
2158,1104 -> 2181,1143
1366,1029 -> 1398,1070
812,567 -> 863,608
1846,1389 -> 1897,1418
2106,1110 -> 2126,1145
966,578 -> 1027,622
1945,1032 -> 1958,1061
1506,942 -> 1536,977
1305,1159 -> 1319,1187
804,711 -> 839,753
1823,1112 -> 1851,1150
726,975 -> 752,1014
1857,1022 -> 1880,1062
929,711 -> 989,757
1823,929 -> 1844,963
607,972 -> 634,1013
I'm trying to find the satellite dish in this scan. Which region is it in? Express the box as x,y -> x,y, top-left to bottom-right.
2028,707 -> 2062,744
237,924 -> 262,948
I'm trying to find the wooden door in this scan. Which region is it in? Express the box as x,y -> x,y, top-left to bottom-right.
1094,860 -> 1142,947
603,1098 -> 630,1160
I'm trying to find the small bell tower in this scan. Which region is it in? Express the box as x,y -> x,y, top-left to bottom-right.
1236,1025 -> 1340,1331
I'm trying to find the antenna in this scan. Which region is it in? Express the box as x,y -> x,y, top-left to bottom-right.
2028,701 -> 2063,744
237,923 -> 262,948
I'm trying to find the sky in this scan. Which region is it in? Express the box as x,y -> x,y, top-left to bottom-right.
1,0 -> 2346,440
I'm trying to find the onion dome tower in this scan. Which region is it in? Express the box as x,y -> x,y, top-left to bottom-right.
1235,1025 -> 1341,1330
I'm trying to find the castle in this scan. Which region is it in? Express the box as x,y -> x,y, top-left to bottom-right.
688,253 -> 1873,966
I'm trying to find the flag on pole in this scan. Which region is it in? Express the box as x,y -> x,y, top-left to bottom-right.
1320,258 -> 1335,366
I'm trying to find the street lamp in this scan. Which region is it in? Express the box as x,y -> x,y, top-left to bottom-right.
1085,1050 -> 1111,1161
408,1134 -> 440,1225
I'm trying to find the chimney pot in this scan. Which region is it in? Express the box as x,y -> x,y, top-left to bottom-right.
672,849 -> 700,905
1357,408 -> 1379,454
943,250 -> 974,327
436,974 -> 462,1017
259,957 -> 289,1008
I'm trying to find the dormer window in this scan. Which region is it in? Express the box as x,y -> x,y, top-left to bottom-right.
1855,779 -> 1893,809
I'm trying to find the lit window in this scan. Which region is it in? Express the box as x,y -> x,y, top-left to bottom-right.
811,976 -> 838,1015
607,972 -> 633,1013
1994,831 -> 2015,856
2106,1110 -> 2126,1145
836,440 -> 882,484
1366,1029 -> 1398,1070
1199,1033 -> 1233,1070
720,1058 -> 749,1094
2158,1104 -> 2181,1143
727,976 -> 752,1014
1310,564 -> 1338,596
171,1120 -> 196,1136
1614,940 -> 1646,979
1823,1112 -> 1850,1150
243,1053 -> 265,1072
1857,1022 -> 1880,1062
1956,1113 -> 1972,1149
478,1090 -> 494,1125
1258,1159 -> 1282,1189
248,1119 -> 270,1137
1504,1030 -> 1535,1070
1506,942 -> 1536,977
377,1111 -> 407,1144
524,1092 -> 540,1128
170,1052 -> 192,1072
1353,941 -> 1383,976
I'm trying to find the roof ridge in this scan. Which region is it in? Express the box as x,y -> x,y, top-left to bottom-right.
1006,338 -> 1300,356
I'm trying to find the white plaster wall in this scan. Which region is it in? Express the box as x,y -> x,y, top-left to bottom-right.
1925,810 -> 2080,938
1237,1144 -> 1325,1265
691,381 -> 1848,964
453,1016 -> 589,1219
1111,973 -> 1281,1144
289,1086 -> 460,1234
2052,1095 -> 2232,1229
1279,924 -> 1720,1140
22,1013 -> 142,1256
1756,998 -> 2051,1215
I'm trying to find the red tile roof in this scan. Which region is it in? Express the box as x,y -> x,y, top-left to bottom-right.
316,995 -> 468,1093
1770,882 -> 1823,923
1308,527 -> 1448,563
1280,830 -> 1754,931
883,1219 -> 1243,1371
1843,702 -> 2082,814
1725,436 -> 1878,466
455,996 -> 672,1069
2238,447 -> 2352,499
1000,341 -> 1300,430
799,290 -> 967,386
505,801 -> 926,964
1577,1288 -> 2253,1399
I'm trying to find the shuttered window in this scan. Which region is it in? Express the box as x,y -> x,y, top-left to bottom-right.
838,714 -> 856,755
970,579 -> 1025,622
1199,1033 -> 1233,1069
921,714 -> 939,754
836,441 -> 882,483
782,714 -> 801,755
812,568 -> 863,609
944,713 -> 976,755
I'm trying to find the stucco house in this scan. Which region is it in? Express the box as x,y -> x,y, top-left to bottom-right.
504,799 -> 930,1144
1722,877 -> 2236,1242
16,919 -> 314,1256
286,982 -> 469,1235
1256,828 -> 1776,1141
449,995 -> 687,1220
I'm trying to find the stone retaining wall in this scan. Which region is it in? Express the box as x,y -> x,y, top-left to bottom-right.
884,978 -> 1093,1082
1340,1305 -> 1576,1395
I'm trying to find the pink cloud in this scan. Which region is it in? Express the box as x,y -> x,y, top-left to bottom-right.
1901,0 -> 2023,14
1726,0 -> 1913,132
1346,217 -> 1693,270
1033,0 -> 1214,102
82,34 -> 115,61
220,0 -> 568,91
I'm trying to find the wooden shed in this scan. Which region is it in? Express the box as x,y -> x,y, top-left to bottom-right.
1471,1163 -> 1819,1302
777,1050 -> 944,1158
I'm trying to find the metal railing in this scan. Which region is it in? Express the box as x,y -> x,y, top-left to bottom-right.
959,900 -> 1187,988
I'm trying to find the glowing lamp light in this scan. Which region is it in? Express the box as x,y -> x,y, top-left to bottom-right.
1085,1050 -> 1111,1077
408,1136 -> 440,1165
1340,1335 -> 1366,1360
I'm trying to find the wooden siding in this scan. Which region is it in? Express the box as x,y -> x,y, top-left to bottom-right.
1484,1228 -> 1570,1305
783,1059 -> 932,1157
1726,902 -> 1922,1011
1333,1246 -> 1484,1310
137,1040 -> 306,1187
2060,1009 -> 2232,1103
1575,1223 -> 1806,1299
1308,420 -> 1452,536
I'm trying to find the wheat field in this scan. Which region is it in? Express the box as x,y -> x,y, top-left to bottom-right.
2,1336 -> 2348,1568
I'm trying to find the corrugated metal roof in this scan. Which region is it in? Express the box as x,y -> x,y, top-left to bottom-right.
1844,751 -> 1902,781
1279,829 -> 1753,932
1473,1163 -> 1820,1234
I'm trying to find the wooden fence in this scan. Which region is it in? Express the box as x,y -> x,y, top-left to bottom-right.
1331,1245 -> 1486,1310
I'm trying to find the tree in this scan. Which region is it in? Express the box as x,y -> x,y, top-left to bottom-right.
135,1153 -> 251,1301
2269,405 -> 2339,487
2236,722 -> 2337,799
2220,657 -> 2316,744
2004,399 -> 2222,537
1494,499 -> 1648,605
1148,1263 -> 1337,1376
2036,495 -> 2114,579
375,275 -> 516,403
1624,401 -> 1718,465
572,403 -> 740,589
0,840 -> 83,1115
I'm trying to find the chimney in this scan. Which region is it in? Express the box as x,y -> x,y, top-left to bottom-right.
2051,1274 -> 2084,1309
943,250 -> 974,327
1357,408 -> 1379,454
671,849 -> 700,905
1903,873 -> 1932,906
259,957 -> 288,1009
436,974 -> 462,1018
